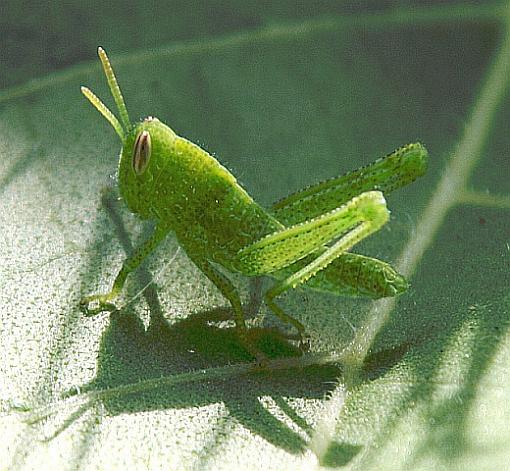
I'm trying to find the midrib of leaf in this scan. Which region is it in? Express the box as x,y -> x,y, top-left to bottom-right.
24,351 -> 346,424
0,2 -> 504,103
308,2 -> 510,466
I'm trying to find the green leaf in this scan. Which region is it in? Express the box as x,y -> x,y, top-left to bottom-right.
1,2 -> 509,470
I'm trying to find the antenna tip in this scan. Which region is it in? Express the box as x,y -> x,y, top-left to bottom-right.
97,46 -> 106,57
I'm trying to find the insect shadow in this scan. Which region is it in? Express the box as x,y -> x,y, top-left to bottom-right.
50,185 -> 410,461
74,301 -> 342,455
56,284 -> 404,462
49,185 -> 365,459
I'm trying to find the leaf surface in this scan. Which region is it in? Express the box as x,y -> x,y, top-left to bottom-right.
1,2 -> 509,470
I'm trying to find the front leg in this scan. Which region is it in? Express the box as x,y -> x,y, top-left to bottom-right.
81,224 -> 170,315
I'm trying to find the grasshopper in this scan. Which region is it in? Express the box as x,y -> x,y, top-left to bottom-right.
80,47 -> 428,359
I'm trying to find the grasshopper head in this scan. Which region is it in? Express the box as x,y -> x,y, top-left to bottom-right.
81,47 -> 177,219
119,117 -> 177,218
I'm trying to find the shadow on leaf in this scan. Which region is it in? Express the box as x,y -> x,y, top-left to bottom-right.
321,442 -> 363,467
359,206 -> 510,469
35,183 -> 348,456
61,302 -> 342,455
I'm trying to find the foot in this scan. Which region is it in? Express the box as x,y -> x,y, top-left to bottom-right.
298,333 -> 311,352
80,293 -> 118,316
275,327 -> 310,352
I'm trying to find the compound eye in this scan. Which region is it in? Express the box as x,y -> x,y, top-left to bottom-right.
132,130 -> 151,175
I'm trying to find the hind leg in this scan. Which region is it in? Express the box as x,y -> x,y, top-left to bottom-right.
236,191 -> 389,337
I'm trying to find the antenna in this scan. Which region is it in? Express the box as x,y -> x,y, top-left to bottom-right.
97,47 -> 131,131
81,86 -> 125,140
80,47 -> 132,141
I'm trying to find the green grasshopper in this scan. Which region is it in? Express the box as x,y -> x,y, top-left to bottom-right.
80,47 -> 428,359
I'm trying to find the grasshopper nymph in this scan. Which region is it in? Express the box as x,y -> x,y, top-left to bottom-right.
81,48 -> 428,359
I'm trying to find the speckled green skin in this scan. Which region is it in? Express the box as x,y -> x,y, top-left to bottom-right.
114,118 -> 427,337
80,50 -> 428,358
119,121 -> 426,299
119,118 -> 284,270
